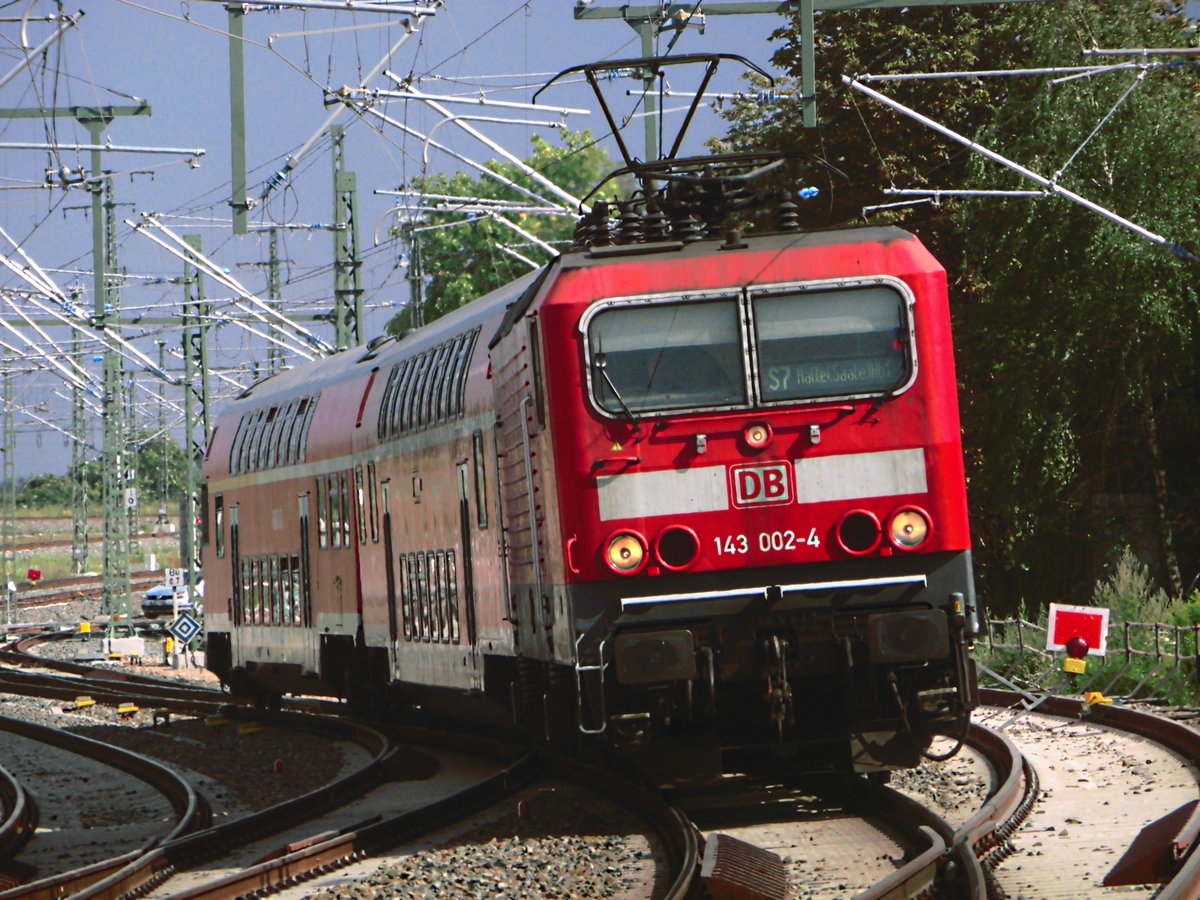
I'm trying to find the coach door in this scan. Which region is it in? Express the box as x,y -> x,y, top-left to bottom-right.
456,459 -> 478,645
381,482 -> 399,645
298,494 -> 313,627
229,505 -> 241,625
492,317 -> 553,661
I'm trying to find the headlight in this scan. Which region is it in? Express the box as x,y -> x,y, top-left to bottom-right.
889,507 -> 930,549
605,531 -> 648,574
743,421 -> 773,450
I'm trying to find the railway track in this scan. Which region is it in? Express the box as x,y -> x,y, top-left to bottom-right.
155,745 -> 695,900
0,710 -> 212,891
979,688 -> 1200,899
6,572 -> 162,615
6,617 -> 1200,898
0,688 -> 394,898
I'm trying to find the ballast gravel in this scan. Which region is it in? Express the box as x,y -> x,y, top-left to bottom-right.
293,785 -> 665,900
1,597 -> 368,884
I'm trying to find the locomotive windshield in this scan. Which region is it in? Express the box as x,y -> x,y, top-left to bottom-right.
584,279 -> 913,416
588,298 -> 746,414
753,285 -> 909,402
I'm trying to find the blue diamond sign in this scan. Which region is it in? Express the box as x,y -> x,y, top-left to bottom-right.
169,612 -> 202,645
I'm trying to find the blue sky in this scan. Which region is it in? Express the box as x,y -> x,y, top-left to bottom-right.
0,1 -> 784,480
1,1 -> 1196,481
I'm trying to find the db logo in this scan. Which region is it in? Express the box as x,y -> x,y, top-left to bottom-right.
729,462 -> 793,508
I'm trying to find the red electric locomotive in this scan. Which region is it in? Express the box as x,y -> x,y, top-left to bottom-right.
201,55 -> 980,781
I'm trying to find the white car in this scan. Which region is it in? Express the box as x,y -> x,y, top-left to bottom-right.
141,579 -> 204,618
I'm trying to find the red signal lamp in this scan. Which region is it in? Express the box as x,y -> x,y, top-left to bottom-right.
1065,636 -> 1089,659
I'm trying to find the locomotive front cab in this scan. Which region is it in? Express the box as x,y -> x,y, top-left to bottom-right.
544,229 -> 979,779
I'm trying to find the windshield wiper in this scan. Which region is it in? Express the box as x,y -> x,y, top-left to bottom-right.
594,352 -> 642,436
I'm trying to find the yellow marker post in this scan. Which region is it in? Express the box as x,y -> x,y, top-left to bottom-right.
1063,657 -> 1087,675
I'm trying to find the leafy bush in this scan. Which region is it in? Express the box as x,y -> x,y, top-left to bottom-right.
978,548 -> 1200,705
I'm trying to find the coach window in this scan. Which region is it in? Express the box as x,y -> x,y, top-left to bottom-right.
256,557 -> 267,624
458,331 -> 479,409
253,409 -> 271,471
296,396 -> 316,464
378,365 -> 400,439
355,466 -> 367,545
446,550 -> 460,643
269,555 -> 281,624
404,350 -> 432,431
262,407 -> 279,469
279,555 -> 293,624
316,475 -> 329,550
367,462 -> 379,542
428,551 -> 443,641
237,557 -> 249,625
276,400 -> 297,466
339,471 -> 352,546
430,341 -> 454,422
234,412 -> 254,473
421,343 -> 448,425
329,474 -> 343,549
752,282 -> 912,403
246,557 -> 258,624
586,298 -> 745,415
214,494 -> 225,558
472,431 -> 488,529
388,358 -> 415,436
229,419 -> 247,475
400,554 -> 415,641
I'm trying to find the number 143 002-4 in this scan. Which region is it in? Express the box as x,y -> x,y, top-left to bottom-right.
714,528 -> 821,556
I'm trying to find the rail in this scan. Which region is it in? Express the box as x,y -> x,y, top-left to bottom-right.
981,688 -> 1200,898
0,713 -> 211,900
0,760 -> 35,866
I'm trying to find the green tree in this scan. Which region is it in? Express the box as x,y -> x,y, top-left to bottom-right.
385,130 -> 620,333
954,1 -> 1200,602
15,472 -> 74,510
132,431 -> 191,512
710,3 -> 1024,257
20,430 -> 190,513
715,1 -> 1200,608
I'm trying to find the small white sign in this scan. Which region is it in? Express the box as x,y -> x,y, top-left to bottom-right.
1046,603 -> 1110,656
165,567 -> 184,586
125,487 -> 138,508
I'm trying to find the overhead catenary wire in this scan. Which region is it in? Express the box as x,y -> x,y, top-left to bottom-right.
128,214 -> 334,358
0,0 -> 727,464
357,103 -> 574,213
381,73 -> 589,212
0,229 -> 175,386
842,74 -> 1199,264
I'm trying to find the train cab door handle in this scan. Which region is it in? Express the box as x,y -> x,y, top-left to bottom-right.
566,536 -> 580,575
